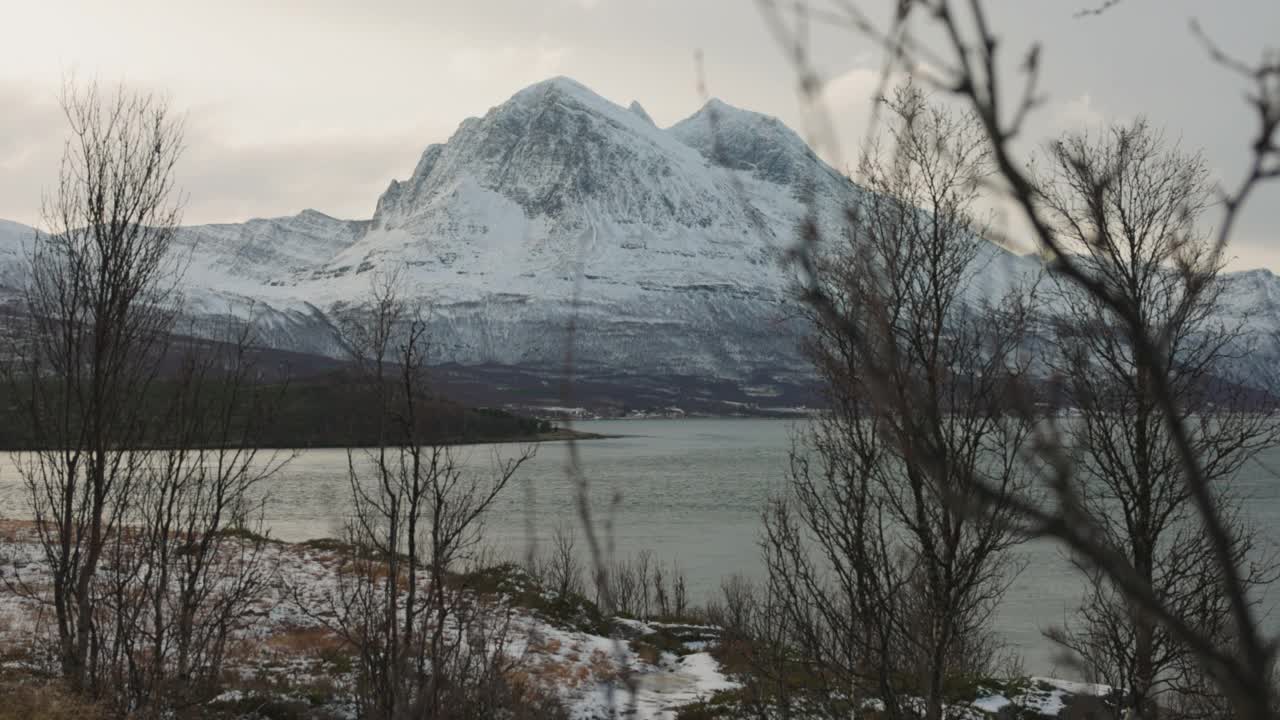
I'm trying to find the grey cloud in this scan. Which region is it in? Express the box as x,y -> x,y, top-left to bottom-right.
0,81 -> 428,226
176,129 -> 424,224
0,83 -> 65,227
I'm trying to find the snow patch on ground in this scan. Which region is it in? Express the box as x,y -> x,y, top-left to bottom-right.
0,519 -> 736,718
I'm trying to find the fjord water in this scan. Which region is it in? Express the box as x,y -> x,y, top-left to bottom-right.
3,417 -> 1278,676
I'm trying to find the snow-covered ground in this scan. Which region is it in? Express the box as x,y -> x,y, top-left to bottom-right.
0,516 -> 1122,719
0,519 -> 736,719
967,677 -> 1115,718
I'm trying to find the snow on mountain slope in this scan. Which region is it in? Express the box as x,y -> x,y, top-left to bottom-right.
285,76 -> 864,377
354,77 -> 833,290
0,220 -> 33,294
1,77 -> 1274,395
670,97 -> 843,191
0,76 -> 855,380
0,213 -> 357,356
179,209 -> 366,288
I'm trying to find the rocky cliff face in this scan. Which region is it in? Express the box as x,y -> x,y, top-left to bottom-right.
320,76 -> 865,379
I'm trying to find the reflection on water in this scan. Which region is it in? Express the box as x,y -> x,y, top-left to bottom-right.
2,417 -> 1278,676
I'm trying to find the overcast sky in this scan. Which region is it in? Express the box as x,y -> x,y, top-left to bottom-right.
1,0 -> 1276,269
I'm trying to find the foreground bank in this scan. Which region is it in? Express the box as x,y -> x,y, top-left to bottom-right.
0,520 -> 1117,719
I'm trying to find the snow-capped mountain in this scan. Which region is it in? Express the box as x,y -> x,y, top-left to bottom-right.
323,76 -> 870,380
1,77 -> 1274,403
0,77 -> 872,389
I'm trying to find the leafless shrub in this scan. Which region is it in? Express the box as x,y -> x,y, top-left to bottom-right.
602,556 -> 640,617
651,559 -> 666,619
705,574 -> 757,642
93,323 -> 288,716
546,521 -> 585,601
588,551 -> 692,621
635,548 -> 654,619
312,272 -> 539,720
673,563 -> 689,619
523,522 -> 587,603
704,574 -> 805,719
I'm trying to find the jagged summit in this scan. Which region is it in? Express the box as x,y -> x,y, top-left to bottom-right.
509,75 -> 606,104
370,77 -> 853,230
365,76 -> 844,250
628,100 -> 655,126
674,97 -> 790,126
297,208 -> 347,222
669,98 -> 833,186
500,76 -> 672,147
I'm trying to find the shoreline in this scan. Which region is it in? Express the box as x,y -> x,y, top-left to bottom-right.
0,427 -> 616,453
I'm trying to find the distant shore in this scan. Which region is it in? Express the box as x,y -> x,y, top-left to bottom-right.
0,427 -> 614,453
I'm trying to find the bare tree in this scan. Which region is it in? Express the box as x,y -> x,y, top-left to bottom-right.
56,320 -> 289,717
545,520 -> 585,602
704,574 -> 799,720
129,324 -> 290,713
0,81 -> 292,719
320,272 -> 537,719
9,81 -> 184,693
760,1 -> 1280,717
1038,120 -> 1280,717
763,86 -> 1036,720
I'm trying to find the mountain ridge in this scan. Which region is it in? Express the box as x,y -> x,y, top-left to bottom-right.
1,77 -> 1276,407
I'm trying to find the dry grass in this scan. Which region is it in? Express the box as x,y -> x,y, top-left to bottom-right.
526,635 -> 563,657
635,642 -> 661,665
516,639 -> 620,693
265,626 -> 349,658
0,518 -> 38,540
0,679 -> 106,720
587,648 -> 618,682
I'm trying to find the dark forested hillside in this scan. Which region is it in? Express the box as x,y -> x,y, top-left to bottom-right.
0,369 -> 563,450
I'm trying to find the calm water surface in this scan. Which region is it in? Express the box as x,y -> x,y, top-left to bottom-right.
3,417 -> 1278,676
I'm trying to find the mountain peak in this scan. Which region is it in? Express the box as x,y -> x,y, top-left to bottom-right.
686,97 -> 780,125
510,75 -> 611,109
670,97 -> 821,186
502,76 -> 665,141
371,75 -> 719,227
628,100 -> 655,126
366,75 -> 861,243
